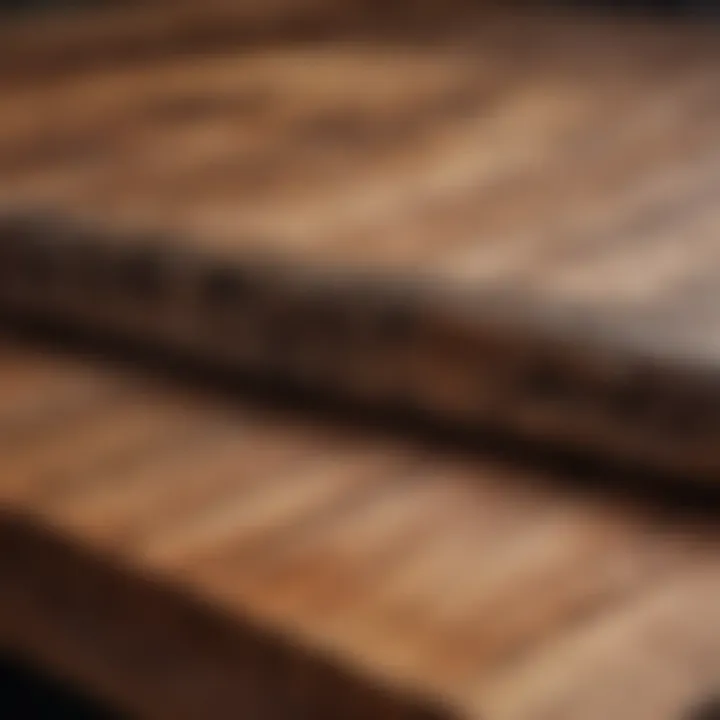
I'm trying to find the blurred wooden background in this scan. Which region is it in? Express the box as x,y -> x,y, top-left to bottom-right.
0,2 -> 718,719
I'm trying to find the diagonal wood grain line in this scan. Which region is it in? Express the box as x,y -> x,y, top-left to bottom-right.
2,3 -> 720,480
0,336 -> 716,719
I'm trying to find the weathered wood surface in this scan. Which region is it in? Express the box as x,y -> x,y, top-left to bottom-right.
0,332 -> 717,720
0,3 -> 718,718
2,2 -> 720,477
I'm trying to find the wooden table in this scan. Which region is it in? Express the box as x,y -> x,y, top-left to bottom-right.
3,0 -> 720,476
0,329 -> 717,720
0,2 -> 718,718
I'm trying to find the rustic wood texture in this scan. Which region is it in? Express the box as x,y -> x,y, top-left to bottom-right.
0,4 -> 719,718
0,332 -> 717,720
2,2 -> 720,478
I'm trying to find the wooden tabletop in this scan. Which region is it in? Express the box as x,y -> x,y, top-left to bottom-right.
2,1 -> 720,476
0,2 -> 719,718
0,330 -> 718,720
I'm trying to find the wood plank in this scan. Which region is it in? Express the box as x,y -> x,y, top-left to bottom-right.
0,5 -> 718,718
1,2 -> 720,477
0,333 -> 717,719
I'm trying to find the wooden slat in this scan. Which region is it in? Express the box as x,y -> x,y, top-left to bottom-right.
0,4 -> 718,718
0,335 -> 717,719
1,3 -> 720,477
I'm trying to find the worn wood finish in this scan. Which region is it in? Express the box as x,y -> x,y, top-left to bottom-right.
0,5 -> 719,718
2,2 -> 720,478
0,333 -> 717,720
0,0 -> 337,84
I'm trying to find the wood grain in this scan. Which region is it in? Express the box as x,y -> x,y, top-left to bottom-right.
0,4 -> 718,718
1,2 -> 720,478
0,333 -> 717,720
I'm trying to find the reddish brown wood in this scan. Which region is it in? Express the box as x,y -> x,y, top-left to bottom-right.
0,4 -> 718,718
